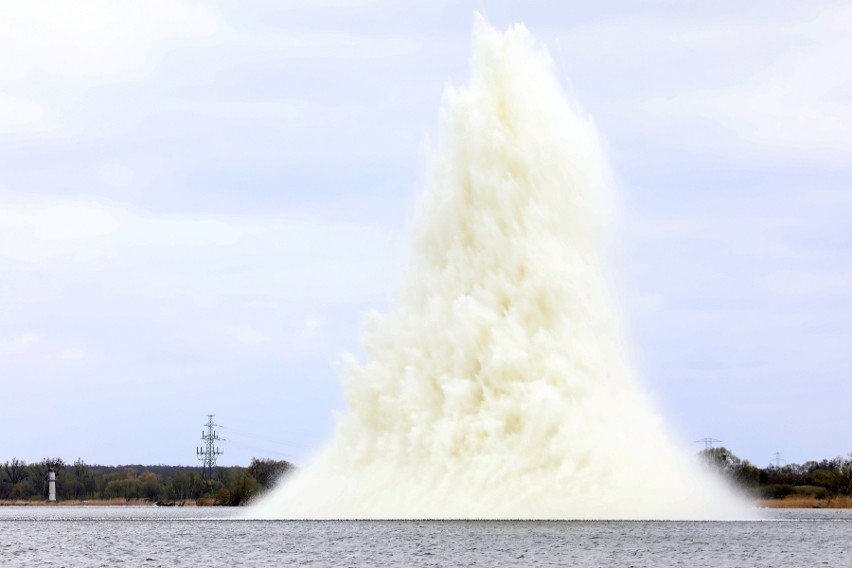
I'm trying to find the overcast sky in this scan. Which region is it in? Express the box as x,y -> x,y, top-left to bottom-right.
2,0 -> 850,468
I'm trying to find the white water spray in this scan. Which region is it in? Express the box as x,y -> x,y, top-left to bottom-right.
253,16 -> 746,519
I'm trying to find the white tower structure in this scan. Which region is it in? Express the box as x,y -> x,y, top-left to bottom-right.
48,471 -> 56,502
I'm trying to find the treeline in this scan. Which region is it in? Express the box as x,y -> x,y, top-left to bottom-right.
700,448 -> 852,499
7,451 -> 851,505
0,457 -> 294,506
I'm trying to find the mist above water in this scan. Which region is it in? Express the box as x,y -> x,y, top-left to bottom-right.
252,16 -> 746,520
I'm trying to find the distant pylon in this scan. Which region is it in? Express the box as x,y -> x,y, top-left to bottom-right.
196,414 -> 224,481
771,451 -> 785,468
696,438 -> 722,450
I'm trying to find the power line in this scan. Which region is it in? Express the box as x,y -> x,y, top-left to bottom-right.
222,425 -> 311,451
196,414 -> 224,481
226,439 -> 296,459
771,451 -> 785,468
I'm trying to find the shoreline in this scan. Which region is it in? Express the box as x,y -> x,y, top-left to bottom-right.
3,497 -> 851,509
0,498 -> 212,507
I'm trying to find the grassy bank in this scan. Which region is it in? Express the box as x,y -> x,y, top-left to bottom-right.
757,495 -> 852,508
0,498 -> 212,506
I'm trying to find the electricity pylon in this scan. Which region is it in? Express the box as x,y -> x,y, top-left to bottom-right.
696,438 -> 722,450
197,414 -> 224,481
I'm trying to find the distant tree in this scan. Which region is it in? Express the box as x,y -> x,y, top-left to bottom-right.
837,454 -> 852,496
699,447 -> 759,490
225,473 -> 262,506
3,458 -> 28,485
10,479 -> 36,500
764,463 -> 810,487
811,469 -> 840,492
215,466 -> 234,488
0,457 -> 300,504
0,459 -> 29,500
74,459 -> 95,498
26,458 -> 66,499
105,478 -> 141,501
43,457 -> 66,474
213,482 -> 230,506
164,471 -> 208,504
166,471 -> 192,505
190,472 -> 207,499
248,458 -> 294,490
700,447 -> 740,472
57,458 -> 91,500
139,471 -> 163,501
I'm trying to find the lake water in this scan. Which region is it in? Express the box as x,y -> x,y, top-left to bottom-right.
0,507 -> 848,567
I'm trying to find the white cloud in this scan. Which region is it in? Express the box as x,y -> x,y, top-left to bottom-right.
0,198 -> 122,243
97,164 -> 136,189
0,194 -> 396,306
803,188 -> 852,206
230,326 -> 270,347
628,214 -> 803,262
0,0 -> 222,130
59,346 -> 89,362
248,30 -> 454,61
301,316 -> 324,339
640,4 -> 852,160
0,93 -> 48,130
0,334 -> 95,365
0,332 -> 40,357
0,0 -> 221,84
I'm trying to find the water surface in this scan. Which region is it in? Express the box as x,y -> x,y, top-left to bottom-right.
1,507 -> 848,567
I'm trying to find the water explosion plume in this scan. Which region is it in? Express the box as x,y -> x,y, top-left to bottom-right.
253,16 -> 746,520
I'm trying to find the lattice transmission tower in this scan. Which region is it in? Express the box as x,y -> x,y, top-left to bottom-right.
696,438 -> 722,450
197,414 -> 224,481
